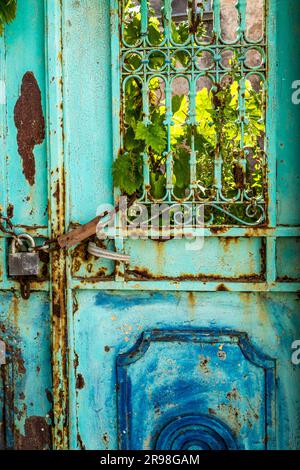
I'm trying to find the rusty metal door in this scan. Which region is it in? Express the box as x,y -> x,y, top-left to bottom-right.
0,0 -> 300,450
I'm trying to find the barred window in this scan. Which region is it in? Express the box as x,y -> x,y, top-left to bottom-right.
112,1 -> 268,227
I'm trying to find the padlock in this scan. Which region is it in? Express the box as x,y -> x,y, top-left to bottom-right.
9,234 -> 39,277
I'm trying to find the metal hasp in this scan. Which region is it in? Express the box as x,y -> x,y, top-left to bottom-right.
0,341 -> 6,366
8,233 -> 39,277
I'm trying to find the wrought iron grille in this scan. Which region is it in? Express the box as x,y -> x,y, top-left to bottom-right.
114,0 -> 268,227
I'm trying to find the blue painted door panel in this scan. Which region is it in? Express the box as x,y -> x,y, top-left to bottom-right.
72,291 -> 300,450
117,330 -> 274,450
0,292 -> 51,449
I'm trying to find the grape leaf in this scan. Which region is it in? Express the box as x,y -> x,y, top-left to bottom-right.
113,152 -> 143,196
173,147 -> 190,190
135,122 -> 167,154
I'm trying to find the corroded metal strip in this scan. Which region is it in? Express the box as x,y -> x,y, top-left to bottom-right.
44,0 -> 68,450
71,279 -> 300,293
265,0 -> 277,227
0,340 -> 5,365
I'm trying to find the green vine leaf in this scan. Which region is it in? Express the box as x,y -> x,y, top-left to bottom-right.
112,152 -> 143,196
173,147 -> 190,190
135,121 -> 167,154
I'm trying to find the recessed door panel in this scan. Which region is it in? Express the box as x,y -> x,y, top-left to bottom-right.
117,330 -> 275,450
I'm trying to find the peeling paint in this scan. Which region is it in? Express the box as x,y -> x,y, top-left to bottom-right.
76,373 -> 85,390
15,416 -> 51,450
14,72 -> 45,185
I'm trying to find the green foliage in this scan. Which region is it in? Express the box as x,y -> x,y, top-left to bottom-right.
113,151 -> 143,196
0,0 -> 17,36
135,121 -> 167,154
114,2 -> 265,211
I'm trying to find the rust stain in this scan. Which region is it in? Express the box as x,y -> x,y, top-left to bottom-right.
198,355 -> 210,374
15,416 -> 51,450
14,72 -> 45,186
38,250 -> 50,279
188,292 -> 196,309
76,373 -> 85,390
216,283 -> 230,291
226,388 -> 240,401
77,432 -> 86,450
220,237 -> 239,253
102,433 -> 109,448
127,266 -> 262,283
7,203 -> 14,219
209,226 -> 229,234
260,238 -> 266,280
50,162 -> 69,448
217,403 -> 242,430
45,389 -> 53,405
71,239 -> 111,279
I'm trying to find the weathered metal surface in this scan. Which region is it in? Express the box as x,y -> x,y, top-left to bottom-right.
15,416 -> 51,450
44,0 -> 69,450
0,0 -> 299,451
117,330 -> 275,449
72,290 -> 299,450
0,292 -> 52,449
0,0 -> 52,451
0,340 -> 5,365
9,234 -> 39,277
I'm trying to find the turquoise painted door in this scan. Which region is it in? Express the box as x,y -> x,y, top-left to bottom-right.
0,0 -> 300,450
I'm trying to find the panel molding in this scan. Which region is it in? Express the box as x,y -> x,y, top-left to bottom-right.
117,329 -> 276,450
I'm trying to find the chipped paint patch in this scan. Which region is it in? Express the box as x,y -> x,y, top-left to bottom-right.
14,72 -> 45,185
76,373 -> 85,390
15,416 -> 51,450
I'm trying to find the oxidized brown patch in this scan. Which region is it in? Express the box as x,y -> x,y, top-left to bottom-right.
15,416 -> 51,450
216,283 -> 230,292
14,72 -> 45,185
76,373 -> 85,390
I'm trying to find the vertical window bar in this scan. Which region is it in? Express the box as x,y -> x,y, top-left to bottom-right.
189,133 -> 198,194
237,1 -> 247,197
213,5 -> 222,202
141,0 -> 148,37
212,0 -> 221,40
238,74 -> 247,197
163,0 -> 172,42
165,73 -> 174,200
237,0 -> 247,40
214,138 -> 223,200
164,0 -> 174,203
143,78 -> 151,125
188,1 -> 198,199
166,152 -> 174,199
142,151 -> 150,200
